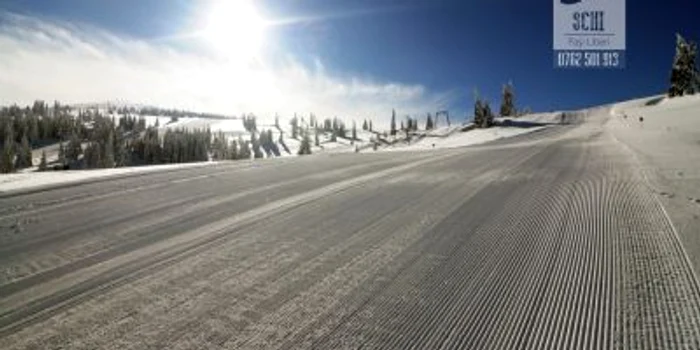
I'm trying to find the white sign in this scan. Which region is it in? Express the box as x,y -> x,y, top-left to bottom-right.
553,0 -> 626,68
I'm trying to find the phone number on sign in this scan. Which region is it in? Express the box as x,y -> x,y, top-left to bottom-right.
555,51 -> 622,69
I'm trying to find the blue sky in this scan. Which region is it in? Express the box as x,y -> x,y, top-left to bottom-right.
0,0 -> 698,121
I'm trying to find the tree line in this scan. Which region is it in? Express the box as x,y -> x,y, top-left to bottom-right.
0,101 -> 223,173
110,106 -> 231,120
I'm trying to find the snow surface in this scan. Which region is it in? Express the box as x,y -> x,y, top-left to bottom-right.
380,120 -> 547,152
209,119 -> 247,133
607,93 -> 700,272
516,112 -> 565,124
609,94 -> 700,183
0,162 -> 217,193
141,115 -> 174,129
2,108 -> 567,191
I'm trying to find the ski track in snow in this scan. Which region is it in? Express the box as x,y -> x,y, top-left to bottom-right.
0,100 -> 699,349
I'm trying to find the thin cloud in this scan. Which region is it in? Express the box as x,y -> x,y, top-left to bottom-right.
268,4 -> 416,27
0,12 -> 456,124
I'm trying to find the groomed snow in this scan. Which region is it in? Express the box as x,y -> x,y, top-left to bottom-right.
382,123 -> 547,152
609,94 -> 700,183
0,162 -> 218,193
607,93 -> 700,272
3,110 -> 556,192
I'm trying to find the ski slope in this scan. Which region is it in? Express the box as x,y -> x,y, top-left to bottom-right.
608,94 -> 700,273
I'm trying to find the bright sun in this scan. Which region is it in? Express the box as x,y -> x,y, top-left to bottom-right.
203,0 -> 265,57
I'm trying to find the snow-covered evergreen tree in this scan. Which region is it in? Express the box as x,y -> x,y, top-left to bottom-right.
251,131 -> 263,158
103,130 -> 115,168
1,124 -> 15,173
58,140 -> 66,166
669,34 -> 699,97
352,121 -> 357,141
15,133 -> 32,169
291,114 -> 299,139
298,131 -> 312,155
473,97 -> 494,128
500,82 -> 516,117
39,150 -> 48,171
66,132 -> 83,167
229,139 -> 239,160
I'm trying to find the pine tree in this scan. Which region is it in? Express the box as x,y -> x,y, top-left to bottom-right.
29,115 -> 39,145
40,116 -> 52,140
336,119 -> 346,138
482,101 -> 494,127
291,114 -> 299,139
155,118 -> 160,128
426,113 -> 434,130
249,115 -> 258,132
298,131 -> 312,155
15,133 -> 31,169
211,135 -> 222,160
84,142 -> 101,169
66,132 -> 83,168
39,150 -> 48,171
251,131 -> 263,158
103,130 -> 115,168
390,109 -> 397,136
474,98 -> 486,128
362,119 -> 368,131
1,124 -> 15,173
315,128 -> 320,147
275,114 -> 280,129
84,142 -> 94,168
22,133 -> 32,167
229,139 -> 238,160
114,132 -> 127,167
474,98 -> 494,128
58,140 -> 66,166
238,136 -> 251,159
352,121 -> 357,141
669,34 -> 700,97
369,120 -> 373,132
473,89 -> 494,128
259,129 -> 271,157
500,82 -> 516,117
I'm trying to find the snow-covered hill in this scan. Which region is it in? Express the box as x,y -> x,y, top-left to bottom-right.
607,94 -> 700,272
375,111 -> 561,152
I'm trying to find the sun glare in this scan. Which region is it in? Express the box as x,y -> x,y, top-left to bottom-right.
203,0 -> 265,58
